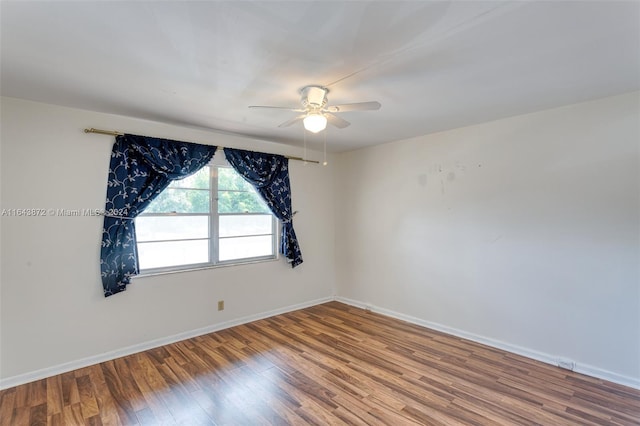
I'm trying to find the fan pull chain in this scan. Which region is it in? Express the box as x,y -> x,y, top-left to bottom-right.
323,128 -> 328,166
303,126 -> 308,165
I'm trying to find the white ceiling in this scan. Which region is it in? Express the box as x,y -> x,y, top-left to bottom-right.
1,1 -> 639,152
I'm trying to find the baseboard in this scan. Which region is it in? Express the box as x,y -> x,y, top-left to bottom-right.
5,295 -> 637,391
335,296 -> 640,390
0,296 -> 333,390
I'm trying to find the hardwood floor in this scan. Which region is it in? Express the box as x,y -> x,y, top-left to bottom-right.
1,302 -> 639,425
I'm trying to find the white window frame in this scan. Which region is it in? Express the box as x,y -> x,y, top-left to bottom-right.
135,155 -> 279,276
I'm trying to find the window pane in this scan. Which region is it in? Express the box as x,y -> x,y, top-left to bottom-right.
138,240 -> 209,270
218,190 -> 270,214
136,216 -> 208,242
144,188 -> 210,214
171,167 -> 210,189
219,215 -> 273,237
135,164 -> 279,272
218,167 -> 254,191
219,236 -> 274,261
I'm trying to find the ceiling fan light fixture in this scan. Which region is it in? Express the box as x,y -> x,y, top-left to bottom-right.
303,113 -> 327,133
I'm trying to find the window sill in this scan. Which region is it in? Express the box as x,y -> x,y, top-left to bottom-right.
132,256 -> 279,280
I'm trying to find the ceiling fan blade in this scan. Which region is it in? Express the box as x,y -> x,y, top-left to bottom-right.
249,105 -> 305,112
277,114 -> 306,128
326,101 -> 381,113
326,113 -> 350,129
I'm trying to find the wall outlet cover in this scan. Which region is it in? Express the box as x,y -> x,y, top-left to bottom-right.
557,358 -> 576,371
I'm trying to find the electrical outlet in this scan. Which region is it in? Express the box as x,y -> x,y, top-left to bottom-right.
217,300 -> 224,311
557,358 -> 575,371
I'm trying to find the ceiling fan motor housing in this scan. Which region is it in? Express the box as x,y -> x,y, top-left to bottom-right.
248,85 -> 379,130
301,85 -> 328,110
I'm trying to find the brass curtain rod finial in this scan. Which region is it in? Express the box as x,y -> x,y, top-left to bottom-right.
84,127 -> 124,136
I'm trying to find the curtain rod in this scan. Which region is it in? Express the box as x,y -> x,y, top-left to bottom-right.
84,127 -> 320,164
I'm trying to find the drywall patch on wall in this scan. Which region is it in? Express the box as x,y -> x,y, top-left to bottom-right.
421,161 -> 468,193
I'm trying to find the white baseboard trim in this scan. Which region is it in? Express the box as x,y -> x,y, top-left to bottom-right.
0,296 -> 333,390
335,296 -> 640,390
4,295 -> 638,391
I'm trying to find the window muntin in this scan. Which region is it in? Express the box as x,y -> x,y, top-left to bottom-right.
135,163 -> 277,273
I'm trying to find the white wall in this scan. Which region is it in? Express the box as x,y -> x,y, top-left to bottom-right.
2,92 -> 638,389
335,92 -> 640,386
0,97 -> 336,386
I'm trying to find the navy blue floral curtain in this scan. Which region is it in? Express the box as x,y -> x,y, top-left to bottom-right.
223,148 -> 303,267
101,134 -> 217,297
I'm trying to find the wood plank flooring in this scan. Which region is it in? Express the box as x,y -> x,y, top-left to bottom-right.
1,301 -> 639,425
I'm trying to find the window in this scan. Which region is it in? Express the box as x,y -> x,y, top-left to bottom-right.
135,157 -> 278,273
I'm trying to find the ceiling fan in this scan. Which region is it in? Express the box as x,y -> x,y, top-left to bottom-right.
249,85 -> 381,133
